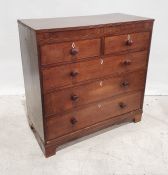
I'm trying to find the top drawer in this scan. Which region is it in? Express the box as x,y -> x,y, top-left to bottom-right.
104,32 -> 150,55
40,38 -> 101,65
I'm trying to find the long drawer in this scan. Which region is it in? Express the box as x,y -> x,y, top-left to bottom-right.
46,92 -> 142,140
44,70 -> 145,116
42,51 -> 148,92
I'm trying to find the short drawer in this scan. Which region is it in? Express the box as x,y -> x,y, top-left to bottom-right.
42,51 -> 148,92
104,32 -> 150,55
40,38 -> 101,65
44,70 -> 145,116
46,92 -> 142,140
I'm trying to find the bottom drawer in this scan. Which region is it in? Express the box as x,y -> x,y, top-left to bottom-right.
46,92 -> 142,140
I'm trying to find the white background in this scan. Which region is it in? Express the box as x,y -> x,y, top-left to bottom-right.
0,0 -> 167,95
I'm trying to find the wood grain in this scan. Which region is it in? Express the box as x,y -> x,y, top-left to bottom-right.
18,13 -> 154,157
44,70 -> 146,116
18,23 -> 44,140
42,51 -> 148,92
40,38 -> 101,65
105,32 -> 150,54
46,92 -> 142,140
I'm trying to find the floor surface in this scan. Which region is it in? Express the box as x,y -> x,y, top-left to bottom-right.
0,95 -> 168,175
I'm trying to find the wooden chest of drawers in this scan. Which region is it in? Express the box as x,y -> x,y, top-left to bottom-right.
18,13 -> 154,157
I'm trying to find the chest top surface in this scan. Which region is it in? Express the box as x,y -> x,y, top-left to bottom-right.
18,13 -> 154,32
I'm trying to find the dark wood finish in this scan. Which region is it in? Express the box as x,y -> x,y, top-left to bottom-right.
30,109 -> 142,157
42,51 -> 148,92
37,28 -> 103,45
44,70 -> 145,116
45,109 -> 142,154
133,113 -> 142,123
104,32 -> 150,55
104,21 -> 153,36
46,92 -> 142,140
34,21 -> 153,45
40,38 -> 101,65
18,23 -> 44,141
18,13 -> 154,158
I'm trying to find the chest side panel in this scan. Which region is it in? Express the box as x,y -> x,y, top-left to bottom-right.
18,23 -> 44,141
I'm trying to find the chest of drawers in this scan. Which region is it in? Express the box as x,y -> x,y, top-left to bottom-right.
18,13 -> 154,157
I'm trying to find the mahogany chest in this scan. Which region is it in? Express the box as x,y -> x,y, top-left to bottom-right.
18,13 -> 154,157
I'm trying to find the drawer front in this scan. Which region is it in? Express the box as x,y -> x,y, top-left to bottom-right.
46,92 -> 142,140
44,70 -> 145,116
42,58 -> 101,92
104,32 -> 150,55
103,51 -> 148,75
42,51 -> 148,92
40,38 -> 101,65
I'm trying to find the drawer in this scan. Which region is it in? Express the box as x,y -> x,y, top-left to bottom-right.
40,38 -> 101,65
44,70 -> 145,116
103,51 -> 148,75
42,51 -> 148,92
46,92 -> 142,140
104,32 -> 150,55
42,58 -> 101,92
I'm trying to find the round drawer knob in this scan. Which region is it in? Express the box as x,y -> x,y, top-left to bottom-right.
123,59 -> 132,65
119,102 -> 127,109
71,94 -> 79,101
126,39 -> 133,46
121,81 -> 129,87
70,48 -> 79,55
70,117 -> 78,125
70,70 -> 79,77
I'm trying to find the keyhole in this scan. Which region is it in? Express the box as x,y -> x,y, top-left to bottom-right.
72,42 -> 75,48
127,34 -> 131,40
100,81 -> 103,87
100,58 -> 103,65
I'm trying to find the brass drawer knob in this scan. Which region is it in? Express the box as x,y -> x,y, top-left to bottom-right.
121,81 -> 129,87
70,117 -> 78,125
119,102 -> 127,109
71,94 -> 79,101
123,59 -> 132,65
70,70 -> 79,77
